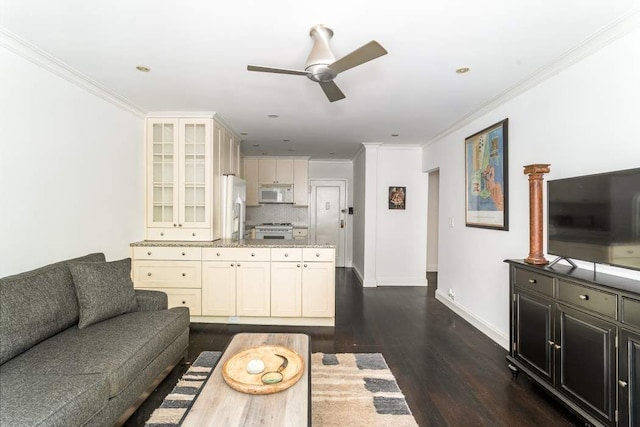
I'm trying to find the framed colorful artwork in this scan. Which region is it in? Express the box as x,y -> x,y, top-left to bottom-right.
389,186 -> 406,210
464,118 -> 509,230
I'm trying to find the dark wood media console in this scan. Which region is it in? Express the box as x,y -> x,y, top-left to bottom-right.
505,259 -> 640,427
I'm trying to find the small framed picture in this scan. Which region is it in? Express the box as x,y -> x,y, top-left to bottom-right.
389,186 -> 406,210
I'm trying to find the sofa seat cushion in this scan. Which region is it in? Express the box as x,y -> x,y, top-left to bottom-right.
1,307 -> 189,398
0,370 -> 108,427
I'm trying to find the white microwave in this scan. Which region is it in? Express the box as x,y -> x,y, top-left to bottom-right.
259,185 -> 294,204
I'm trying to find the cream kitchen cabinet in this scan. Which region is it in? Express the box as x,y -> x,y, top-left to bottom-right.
243,158 -> 260,206
301,248 -> 335,318
131,246 -> 202,315
270,248 -> 303,317
202,248 -> 271,317
259,158 -> 294,185
218,122 -> 240,176
146,117 -> 214,241
293,159 -> 309,206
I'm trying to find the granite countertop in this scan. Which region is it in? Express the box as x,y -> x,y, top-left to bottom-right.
130,239 -> 335,248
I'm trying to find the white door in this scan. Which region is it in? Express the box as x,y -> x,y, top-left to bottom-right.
310,180 -> 346,267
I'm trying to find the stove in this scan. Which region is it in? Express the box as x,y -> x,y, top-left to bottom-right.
255,223 -> 294,239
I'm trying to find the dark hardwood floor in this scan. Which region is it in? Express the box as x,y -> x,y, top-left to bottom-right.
125,268 -> 582,426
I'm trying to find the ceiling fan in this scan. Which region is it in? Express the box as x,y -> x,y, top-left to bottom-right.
247,25 -> 388,102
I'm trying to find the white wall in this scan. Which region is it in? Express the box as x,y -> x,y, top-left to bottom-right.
353,144 -> 428,286
309,160 -> 354,267
423,27 -> 640,349
0,44 -> 144,277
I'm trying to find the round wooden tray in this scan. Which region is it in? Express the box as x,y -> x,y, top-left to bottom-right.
222,345 -> 305,395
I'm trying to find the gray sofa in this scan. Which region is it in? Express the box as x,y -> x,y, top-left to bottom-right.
0,253 -> 190,426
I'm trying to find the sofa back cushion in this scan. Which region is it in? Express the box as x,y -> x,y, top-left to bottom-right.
0,253 -> 106,364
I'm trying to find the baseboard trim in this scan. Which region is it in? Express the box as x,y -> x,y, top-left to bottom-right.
352,265 -> 364,285
435,289 -> 509,350
376,277 -> 428,287
351,266 -> 378,287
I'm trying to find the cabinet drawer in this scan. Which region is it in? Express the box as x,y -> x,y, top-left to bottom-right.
303,248 -> 334,262
143,287 -> 201,316
513,269 -> 554,297
147,227 -> 212,241
271,248 -> 302,262
132,246 -> 201,261
557,280 -> 617,319
202,247 -> 270,261
133,261 -> 202,288
622,297 -> 640,329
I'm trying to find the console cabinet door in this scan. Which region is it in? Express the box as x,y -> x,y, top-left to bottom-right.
514,291 -> 554,382
555,305 -> 616,424
201,262 -> 236,316
619,329 -> 640,427
236,262 -> 271,316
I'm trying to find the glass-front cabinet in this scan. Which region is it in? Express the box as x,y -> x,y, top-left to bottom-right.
147,118 -> 213,241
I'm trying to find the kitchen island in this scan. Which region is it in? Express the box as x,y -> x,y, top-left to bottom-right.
130,240 -> 336,326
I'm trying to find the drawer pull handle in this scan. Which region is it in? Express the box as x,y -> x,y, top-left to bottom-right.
178,224 -> 183,227
578,294 -> 589,301
147,272 -> 152,276
548,340 -> 554,346
182,300 -> 186,305
237,263 -> 241,267
619,380 -> 628,388
147,252 -> 152,256
528,279 -> 537,284
297,264 -> 300,267
182,252 -> 186,256
160,232 -> 164,236
251,253 -> 255,257
316,253 -> 320,257
285,253 -> 289,257
217,252 -> 221,256
173,224 -> 177,227
182,273 -> 186,277
304,264 -> 308,267
192,233 -> 196,237
231,263 -> 234,267
554,344 -> 561,350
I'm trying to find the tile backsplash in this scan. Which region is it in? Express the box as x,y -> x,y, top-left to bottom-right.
246,205 -> 309,227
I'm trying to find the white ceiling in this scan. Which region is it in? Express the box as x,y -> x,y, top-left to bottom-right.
1,1 -> 638,159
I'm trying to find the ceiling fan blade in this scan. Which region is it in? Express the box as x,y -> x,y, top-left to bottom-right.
247,65 -> 310,76
329,41 -> 388,74
319,81 -> 346,102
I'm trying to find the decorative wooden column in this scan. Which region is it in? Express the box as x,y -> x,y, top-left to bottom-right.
523,164 -> 550,265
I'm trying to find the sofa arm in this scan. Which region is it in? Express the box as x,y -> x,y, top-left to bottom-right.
135,290 -> 168,311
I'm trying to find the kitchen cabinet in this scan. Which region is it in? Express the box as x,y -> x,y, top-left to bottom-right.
271,248 -> 303,317
131,246 -> 202,315
201,248 -> 271,317
293,158 -> 309,206
301,248 -> 335,318
146,118 -> 213,241
507,260 -> 639,427
219,126 -> 240,176
259,158 -> 294,185
243,158 -> 260,206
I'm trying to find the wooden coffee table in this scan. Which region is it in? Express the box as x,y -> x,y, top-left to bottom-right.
181,333 -> 310,426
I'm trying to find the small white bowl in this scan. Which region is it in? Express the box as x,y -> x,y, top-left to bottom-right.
246,359 -> 265,374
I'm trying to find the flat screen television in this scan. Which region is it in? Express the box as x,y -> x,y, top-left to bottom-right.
547,167 -> 640,271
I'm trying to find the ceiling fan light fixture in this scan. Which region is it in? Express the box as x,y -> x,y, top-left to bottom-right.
456,67 -> 470,74
391,134 -> 399,137
267,114 -> 279,118
252,144 -> 260,147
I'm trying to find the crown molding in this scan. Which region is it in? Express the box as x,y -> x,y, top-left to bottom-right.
0,26 -> 146,118
423,8 -> 640,147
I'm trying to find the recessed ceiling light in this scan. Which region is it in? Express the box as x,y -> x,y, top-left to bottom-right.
261,152 -> 268,155
283,139 -> 290,142
267,114 -> 279,118
329,152 -> 335,155
456,67 -> 470,74
391,134 -> 399,137
136,65 -> 151,72
240,132 -> 248,136
287,149 -> 295,152
252,144 -> 260,147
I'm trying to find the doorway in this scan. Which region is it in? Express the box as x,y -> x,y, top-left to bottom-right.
427,170 -> 439,277
309,179 -> 347,267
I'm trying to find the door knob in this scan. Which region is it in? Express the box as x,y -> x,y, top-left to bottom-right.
619,380 -> 628,388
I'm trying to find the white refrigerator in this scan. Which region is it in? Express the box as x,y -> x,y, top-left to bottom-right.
220,175 -> 246,240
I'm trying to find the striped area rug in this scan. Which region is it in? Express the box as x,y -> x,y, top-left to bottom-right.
146,351 -> 417,426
